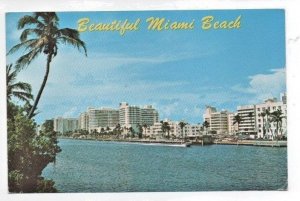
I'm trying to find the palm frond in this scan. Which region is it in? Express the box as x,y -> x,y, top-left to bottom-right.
20,28 -> 43,42
58,33 -> 87,56
15,48 -> 43,71
7,39 -> 38,55
34,12 -> 59,26
12,91 -> 34,101
18,15 -> 44,29
11,82 -> 32,92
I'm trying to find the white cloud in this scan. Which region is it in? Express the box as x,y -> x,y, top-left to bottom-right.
232,68 -> 286,103
62,107 -> 79,118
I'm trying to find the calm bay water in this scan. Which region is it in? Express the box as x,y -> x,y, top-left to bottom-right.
42,138 -> 287,192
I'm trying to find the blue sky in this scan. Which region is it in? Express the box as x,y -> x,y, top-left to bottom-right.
6,10 -> 286,124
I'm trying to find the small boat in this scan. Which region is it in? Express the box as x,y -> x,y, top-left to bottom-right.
140,142 -> 191,148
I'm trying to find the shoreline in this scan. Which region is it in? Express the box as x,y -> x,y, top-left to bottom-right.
58,136 -> 287,147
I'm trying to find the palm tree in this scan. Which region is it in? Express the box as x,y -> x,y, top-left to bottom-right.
233,114 -> 242,134
202,120 -> 209,135
8,12 -> 87,119
270,109 -> 284,140
160,121 -> 171,138
265,109 -> 272,138
179,121 -> 187,139
142,123 -> 148,137
6,64 -> 33,103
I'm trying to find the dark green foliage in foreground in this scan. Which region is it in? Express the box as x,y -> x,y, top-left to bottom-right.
8,103 -> 61,192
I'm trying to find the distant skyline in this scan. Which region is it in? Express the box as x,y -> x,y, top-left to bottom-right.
6,10 -> 286,124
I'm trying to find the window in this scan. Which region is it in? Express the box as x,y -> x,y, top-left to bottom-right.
257,108 -> 260,111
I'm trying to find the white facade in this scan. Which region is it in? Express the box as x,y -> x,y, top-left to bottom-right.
119,102 -> 158,131
184,124 -> 201,137
79,112 -> 89,131
145,120 -> 201,139
255,98 -> 287,139
203,106 -> 230,135
141,105 -> 159,126
87,107 -> 119,133
237,105 -> 256,135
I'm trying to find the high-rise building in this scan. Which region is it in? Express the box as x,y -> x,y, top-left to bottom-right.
203,106 -> 230,135
119,102 -> 141,128
141,105 -> 159,126
54,117 -> 78,134
237,105 -> 256,135
87,107 -> 119,132
79,112 -> 89,131
119,102 -> 159,131
203,106 -> 217,128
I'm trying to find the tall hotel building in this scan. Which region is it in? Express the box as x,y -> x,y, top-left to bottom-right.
203,106 -> 230,135
54,117 -> 79,134
236,105 -> 256,135
119,102 -> 159,130
141,105 -> 159,126
87,107 -> 119,132
79,112 -> 89,131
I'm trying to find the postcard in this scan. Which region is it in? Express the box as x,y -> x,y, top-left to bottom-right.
5,9 -> 288,194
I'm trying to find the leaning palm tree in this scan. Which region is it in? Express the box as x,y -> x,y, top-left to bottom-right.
8,12 -> 87,119
6,64 -> 33,103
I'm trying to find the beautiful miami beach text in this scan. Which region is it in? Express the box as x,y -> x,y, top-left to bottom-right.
77,15 -> 242,36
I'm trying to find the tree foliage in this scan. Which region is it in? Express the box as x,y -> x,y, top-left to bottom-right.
7,103 -> 61,192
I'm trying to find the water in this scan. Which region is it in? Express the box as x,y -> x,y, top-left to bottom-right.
42,139 -> 287,192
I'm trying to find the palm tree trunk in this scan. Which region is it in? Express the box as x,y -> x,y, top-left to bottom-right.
28,54 -> 52,119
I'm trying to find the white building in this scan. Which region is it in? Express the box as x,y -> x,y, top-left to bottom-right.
203,106 -> 230,135
227,112 -> 238,135
184,124 -> 201,138
141,105 -> 159,126
87,107 -> 119,133
79,112 -> 89,131
255,98 -> 287,139
145,119 -> 201,139
54,117 -> 78,134
119,102 -> 158,131
237,105 -> 256,135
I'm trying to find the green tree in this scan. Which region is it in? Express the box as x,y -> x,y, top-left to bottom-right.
142,123 -> 148,137
160,121 -> 171,138
179,121 -> 187,139
233,114 -> 242,134
270,109 -> 284,139
8,12 -> 87,119
137,124 -> 143,139
8,103 -> 61,192
6,64 -> 33,104
202,121 -> 209,135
